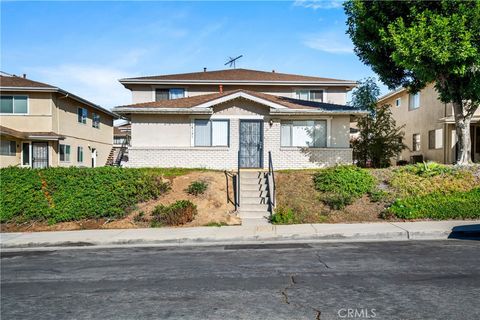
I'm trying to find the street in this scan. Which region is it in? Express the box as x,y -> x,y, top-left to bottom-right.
1,240 -> 479,320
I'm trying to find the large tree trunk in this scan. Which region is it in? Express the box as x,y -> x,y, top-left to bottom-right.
452,101 -> 473,165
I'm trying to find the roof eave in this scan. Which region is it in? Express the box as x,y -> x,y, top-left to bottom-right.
119,79 -> 357,87
113,107 -> 213,115
270,109 -> 369,116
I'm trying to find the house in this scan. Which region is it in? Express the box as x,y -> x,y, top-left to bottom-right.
378,83 -> 480,164
113,68 -> 365,170
0,74 -> 117,168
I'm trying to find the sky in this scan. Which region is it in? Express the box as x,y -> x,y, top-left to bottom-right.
1,0 -> 386,109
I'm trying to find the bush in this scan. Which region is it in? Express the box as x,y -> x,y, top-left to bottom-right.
404,161 -> 452,177
150,200 -> 197,226
270,207 -> 297,224
313,165 -> 375,209
185,180 -> 208,196
388,188 -> 480,220
0,167 -> 171,223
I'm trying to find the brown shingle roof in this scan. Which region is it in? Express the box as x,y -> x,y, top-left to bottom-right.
0,75 -> 55,88
114,89 -> 362,113
121,68 -> 354,83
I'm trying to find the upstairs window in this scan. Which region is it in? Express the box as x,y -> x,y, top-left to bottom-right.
281,120 -> 327,148
0,95 -> 28,114
295,90 -> 324,102
155,88 -> 185,101
0,140 -> 16,156
194,119 -> 229,147
409,93 -> 420,110
77,107 -> 87,124
92,113 -> 100,128
395,98 -> 401,107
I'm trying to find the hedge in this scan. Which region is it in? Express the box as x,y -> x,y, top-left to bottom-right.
0,167 -> 171,223
388,188 -> 480,220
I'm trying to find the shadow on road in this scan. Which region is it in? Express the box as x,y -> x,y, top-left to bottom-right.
448,224 -> 480,241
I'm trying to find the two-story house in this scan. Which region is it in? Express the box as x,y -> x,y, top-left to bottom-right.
114,68 -> 365,170
378,83 -> 480,164
0,74 -> 117,168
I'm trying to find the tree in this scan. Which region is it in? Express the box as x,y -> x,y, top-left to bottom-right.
344,0 -> 480,165
351,78 -> 407,168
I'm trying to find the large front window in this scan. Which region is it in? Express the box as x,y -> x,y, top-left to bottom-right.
281,120 -> 327,147
0,95 -> 28,114
155,88 -> 185,101
194,119 -> 229,147
0,140 -> 16,156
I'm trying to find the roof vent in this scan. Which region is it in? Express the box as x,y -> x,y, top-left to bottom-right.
203,67 -> 207,72
23,73 -> 27,78
272,70 -> 275,73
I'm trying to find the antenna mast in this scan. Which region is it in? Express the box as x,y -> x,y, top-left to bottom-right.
225,55 -> 243,68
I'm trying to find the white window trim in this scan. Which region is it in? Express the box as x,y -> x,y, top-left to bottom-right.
59,144 -> 71,162
280,117 -> 332,148
151,86 -> 188,101
77,146 -> 84,163
0,94 -> 29,115
191,118 -> 230,147
291,88 -> 327,103
92,113 -> 100,129
409,93 -> 420,110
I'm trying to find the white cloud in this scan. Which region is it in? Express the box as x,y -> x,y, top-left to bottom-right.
294,0 -> 343,10
30,64 -> 132,108
303,31 -> 353,54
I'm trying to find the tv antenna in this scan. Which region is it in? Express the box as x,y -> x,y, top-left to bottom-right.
225,55 -> 243,68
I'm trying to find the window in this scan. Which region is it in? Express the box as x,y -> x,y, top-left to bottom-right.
429,129 -> 443,150
77,107 -> 87,124
92,113 -> 100,128
0,95 -> 28,114
281,120 -> 327,148
295,90 -> 324,102
395,98 -> 401,107
0,140 -> 16,156
194,119 -> 229,147
412,133 -> 421,151
409,93 -> 420,110
59,144 -> 71,162
114,136 -> 126,145
77,146 -> 84,163
155,88 -> 185,101
22,143 -> 30,165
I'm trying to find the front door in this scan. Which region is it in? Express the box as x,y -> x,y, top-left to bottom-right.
32,142 -> 48,169
239,120 -> 263,168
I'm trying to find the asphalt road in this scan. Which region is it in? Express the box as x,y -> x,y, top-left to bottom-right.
1,240 -> 479,320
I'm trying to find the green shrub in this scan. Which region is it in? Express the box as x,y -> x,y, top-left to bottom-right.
185,180 -> 208,196
404,161 -> 452,177
151,200 -> 197,226
313,165 -> 375,209
369,189 -> 390,203
270,207 -> 297,224
0,167 -> 171,223
388,188 -> 480,220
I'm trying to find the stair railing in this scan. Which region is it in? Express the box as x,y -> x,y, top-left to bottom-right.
267,151 -> 276,214
237,149 -> 241,208
114,135 -> 130,166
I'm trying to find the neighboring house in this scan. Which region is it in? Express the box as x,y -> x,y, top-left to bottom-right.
378,84 -> 480,164
114,68 -> 365,170
0,74 -> 117,168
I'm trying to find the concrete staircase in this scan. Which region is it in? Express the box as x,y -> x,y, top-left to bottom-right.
238,170 -> 271,225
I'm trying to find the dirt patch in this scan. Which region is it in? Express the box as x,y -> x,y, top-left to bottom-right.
1,171 -> 239,232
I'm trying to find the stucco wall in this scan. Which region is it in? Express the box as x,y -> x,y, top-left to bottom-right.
129,84 -> 349,105
127,99 -> 352,169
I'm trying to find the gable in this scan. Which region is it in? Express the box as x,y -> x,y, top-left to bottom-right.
212,98 -> 270,116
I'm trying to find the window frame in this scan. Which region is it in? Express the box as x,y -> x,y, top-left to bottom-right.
77,107 -> 88,124
412,133 -> 421,151
409,93 -> 420,110
280,120 -> 328,148
429,128 -> 443,150
0,140 -> 16,156
154,87 -> 187,101
0,95 -> 29,115
77,146 -> 84,163
59,144 -> 71,162
294,89 -> 325,102
395,98 -> 401,107
92,113 -> 100,129
193,119 -> 230,147
22,142 -> 31,166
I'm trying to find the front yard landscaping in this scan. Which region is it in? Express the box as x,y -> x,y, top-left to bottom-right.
273,163 -> 480,224
0,167 -> 238,232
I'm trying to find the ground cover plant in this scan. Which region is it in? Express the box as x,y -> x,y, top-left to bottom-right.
185,180 -> 208,196
0,167 -> 176,224
150,200 -> 197,227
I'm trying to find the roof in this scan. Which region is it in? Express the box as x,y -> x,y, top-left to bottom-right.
0,75 -> 117,118
114,89 -> 366,115
0,125 -> 65,140
378,87 -> 407,102
120,68 -> 356,86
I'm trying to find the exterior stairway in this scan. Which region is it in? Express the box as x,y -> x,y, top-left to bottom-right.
239,170 -> 271,225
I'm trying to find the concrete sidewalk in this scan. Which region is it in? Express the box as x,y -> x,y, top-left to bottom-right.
1,220 -> 479,249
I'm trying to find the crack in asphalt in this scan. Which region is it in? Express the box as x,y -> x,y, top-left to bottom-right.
280,274 -> 322,320
315,253 -> 331,269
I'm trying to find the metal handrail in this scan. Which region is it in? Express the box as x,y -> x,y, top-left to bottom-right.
267,151 -> 276,209
237,149 -> 241,207
114,135 -> 130,166
224,170 -> 238,211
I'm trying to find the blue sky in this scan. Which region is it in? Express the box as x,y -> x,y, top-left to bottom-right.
1,0 -> 384,108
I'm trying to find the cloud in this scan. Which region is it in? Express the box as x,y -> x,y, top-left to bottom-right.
293,0 -> 343,10
303,31 -> 353,54
30,64 -> 132,108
